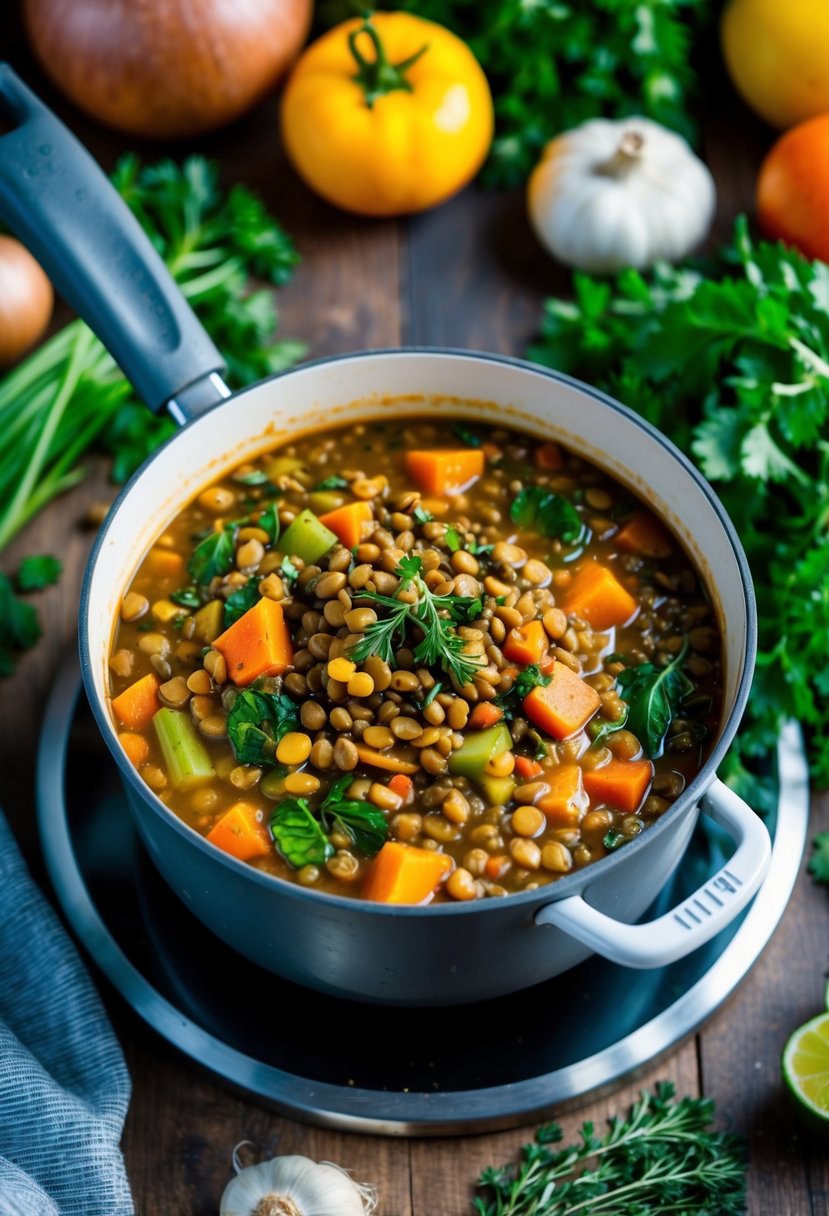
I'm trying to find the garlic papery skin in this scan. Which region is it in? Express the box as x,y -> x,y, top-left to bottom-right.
527,116 -> 716,274
220,1155 -> 376,1216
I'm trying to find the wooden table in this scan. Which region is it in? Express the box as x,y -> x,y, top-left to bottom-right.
2,16 -> 829,1214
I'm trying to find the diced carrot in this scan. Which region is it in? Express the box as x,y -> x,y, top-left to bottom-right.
119,731 -> 149,768
405,449 -> 485,495
354,744 -> 419,775
318,501 -> 374,549
468,702 -> 504,730
361,841 -> 452,904
584,758 -> 654,814
514,756 -> 543,780
111,673 -> 160,730
523,663 -> 601,739
145,548 -> 184,579
388,773 -> 415,804
206,801 -> 271,862
561,561 -> 639,630
535,442 -> 564,471
213,597 -> 293,687
615,511 -> 672,559
502,619 -> 548,667
537,765 -> 588,827
485,854 -> 510,881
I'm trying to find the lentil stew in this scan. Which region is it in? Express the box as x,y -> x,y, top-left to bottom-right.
108,413 -> 723,905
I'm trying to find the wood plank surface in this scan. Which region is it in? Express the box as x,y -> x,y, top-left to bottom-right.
1,11 -> 828,1216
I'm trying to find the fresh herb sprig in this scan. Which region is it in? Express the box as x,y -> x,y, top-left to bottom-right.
616,642 -> 694,760
529,216 -> 829,787
323,0 -> 710,186
474,1082 -> 746,1216
348,553 -> 484,685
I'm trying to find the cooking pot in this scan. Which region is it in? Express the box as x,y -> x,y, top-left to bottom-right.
0,66 -> 770,1007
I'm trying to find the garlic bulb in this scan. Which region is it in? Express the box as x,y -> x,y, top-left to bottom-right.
527,116 -> 716,274
220,1154 -> 376,1216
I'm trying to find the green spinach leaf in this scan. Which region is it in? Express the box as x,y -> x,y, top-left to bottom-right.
226,689 -> 299,765
320,775 -> 389,856
224,578 -> 261,627
188,528 -> 234,585
270,801 -> 333,868
616,645 -> 694,759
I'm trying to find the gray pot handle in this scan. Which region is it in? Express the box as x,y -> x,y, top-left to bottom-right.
0,64 -> 228,418
536,779 -> 772,968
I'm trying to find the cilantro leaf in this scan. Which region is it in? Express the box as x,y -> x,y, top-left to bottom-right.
510,487 -> 589,546
412,505 -> 433,524
445,526 -> 462,553
513,664 -> 550,699
17,555 -> 62,591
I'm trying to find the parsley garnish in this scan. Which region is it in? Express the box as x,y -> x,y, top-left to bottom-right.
412,504 -> 433,524
170,586 -> 201,610
513,664 -> 551,699
348,554 -> 484,686
451,422 -> 482,447
510,486 -> 589,546
445,526 -> 462,552
474,1082 -> 746,1215
279,555 -> 300,588
313,475 -> 348,491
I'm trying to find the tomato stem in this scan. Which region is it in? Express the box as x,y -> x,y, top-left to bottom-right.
348,13 -> 428,108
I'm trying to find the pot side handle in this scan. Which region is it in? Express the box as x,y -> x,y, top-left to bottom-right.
0,64 -> 229,418
535,779 -> 771,969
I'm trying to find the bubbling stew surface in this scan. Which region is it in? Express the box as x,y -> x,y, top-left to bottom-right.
109,410 -> 723,905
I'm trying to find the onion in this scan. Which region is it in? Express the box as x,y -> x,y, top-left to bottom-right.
23,0 -> 313,139
0,236 -> 53,367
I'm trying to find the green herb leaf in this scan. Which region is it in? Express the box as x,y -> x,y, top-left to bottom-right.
223,578 -> 261,627
451,423 -> 482,447
170,586 -> 201,610
187,525 -> 235,585
0,574 -> 41,652
422,681 -> 443,709
412,505 -> 433,524
510,487 -> 589,546
474,1081 -> 746,1216
589,708 -> 629,748
258,501 -> 280,544
445,526 -> 461,552
808,832 -> 829,885
226,689 -> 299,765
279,555 -> 300,587
313,475 -> 348,491
320,776 -> 389,856
17,555 -> 62,591
233,470 -> 270,486
270,800 -> 334,869
616,644 -> 694,759
513,664 -> 551,699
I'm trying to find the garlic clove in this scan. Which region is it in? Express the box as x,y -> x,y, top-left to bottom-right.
220,1154 -> 375,1216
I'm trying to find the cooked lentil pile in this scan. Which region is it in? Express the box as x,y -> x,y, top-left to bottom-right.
109,413 -> 723,903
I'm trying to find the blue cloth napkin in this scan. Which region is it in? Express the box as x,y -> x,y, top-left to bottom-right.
0,808 -> 134,1215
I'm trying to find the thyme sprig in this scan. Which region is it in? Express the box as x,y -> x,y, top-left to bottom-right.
348,553 -> 484,686
474,1082 -> 746,1216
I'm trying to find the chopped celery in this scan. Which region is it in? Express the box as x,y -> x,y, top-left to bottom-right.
153,707 -> 215,788
480,774 -> 516,807
280,509 -> 337,564
192,599 -> 224,643
448,723 -> 513,780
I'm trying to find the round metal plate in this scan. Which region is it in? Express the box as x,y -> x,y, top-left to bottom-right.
36,654 -> 808,1136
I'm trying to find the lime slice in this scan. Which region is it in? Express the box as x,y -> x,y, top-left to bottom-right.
782,1012 -> 829,1133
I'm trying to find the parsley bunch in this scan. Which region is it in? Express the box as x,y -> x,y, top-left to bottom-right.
475,1082 -> 745,1216
529,217 -> 829,789
324,0 -> 710,185
0,155 -> 303,676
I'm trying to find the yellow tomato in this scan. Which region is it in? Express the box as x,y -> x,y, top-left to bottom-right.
721,0 -> 829,128
280,12 -> 494,216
